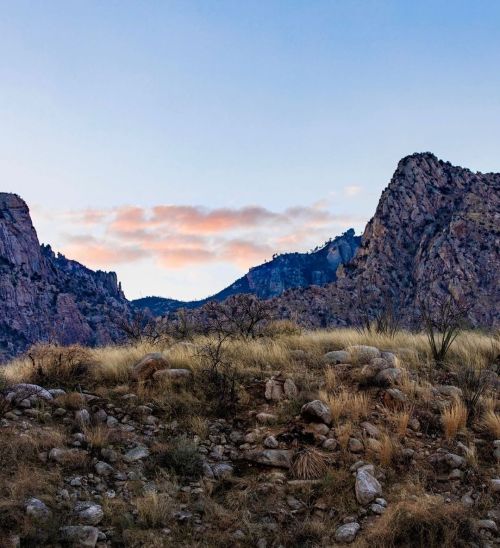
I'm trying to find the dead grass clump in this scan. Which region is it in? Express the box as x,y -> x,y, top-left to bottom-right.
186,415 -> 209,439
262,319 -> 302,337
336,421 -> 353,452
391,406 -> 413,437
324,368 -> 339,392
441,400 -> 468,441
376,433 -> 397,467
291,448 -> 329,480
83,424 -> 111,452
157,436 -> 204,479
135,493 -> 173,528
360,496 -> 474,548
480,409 -> 500,438
54,391 -> 86,410
319,389 -> 370,423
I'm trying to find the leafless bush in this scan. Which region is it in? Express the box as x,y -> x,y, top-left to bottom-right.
419,295 -> 469,366
204,294 -> 273,339
118,310 -> 172,346
353,288 -> 400,337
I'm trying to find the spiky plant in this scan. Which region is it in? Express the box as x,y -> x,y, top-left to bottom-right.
291,447 -> 329,480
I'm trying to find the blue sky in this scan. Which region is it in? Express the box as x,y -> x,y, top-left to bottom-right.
1,1 -> 500,299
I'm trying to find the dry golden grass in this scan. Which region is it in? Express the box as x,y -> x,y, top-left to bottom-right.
135,493 -> 173,528
480,409 -> 500,438
319,388 -> 370,423
336,421 -> 353,452
324,367 -> 339,392
441,400 -> 468,440
390,406 -> 413,437
377,433 -> 397,466
187,415 -> 209,439
360,495 -> 474,548
83,424 -> 110,450
54,391 -> 86,410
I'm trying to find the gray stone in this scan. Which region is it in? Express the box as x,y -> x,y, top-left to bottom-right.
324,350 -> 350,364
264,436 -> 279,448
375,367 -> 402,386
59,526 -> 100,547
95,461 -> 114,477
283,378 -> 298,398
74,502 -> 104,525
152,368 -> 191,381
346,345 -> 381,362
349,438 -> 364,453
265,379 -> 284,401
9,384 -> 53,402
355,468 -> 382,505
75,409 -> 90,426
25,498 -> 51,522
124,446 -> 150,462
212,463 -> 234,479
335,522 -> 360,543
490,479 -> 500,493
244,449 -> 294,468
301,400 -> 332,424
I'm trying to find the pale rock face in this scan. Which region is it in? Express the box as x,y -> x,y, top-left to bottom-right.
0,193 -> 129,362
275,153 -> 500,329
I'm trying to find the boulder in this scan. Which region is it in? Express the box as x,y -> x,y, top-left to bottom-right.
265,379 -> 284,401
8,384 -> 53,403
324,350 -> 350,364
152,368 -> 191,381
74,502 -> 104,525
346,345 -> 381,363
380,351 -> 398,367
375,367 -> 402,386
59,526 -> 100,547
131,353 -> 169,381
244,449 -> 294,468
335,522 -> 360,543
25,498 -> 51,522
124,446 -> 150,462
301,400 -> 332,425
355,468 -> 382,505
283,378 -> 298,398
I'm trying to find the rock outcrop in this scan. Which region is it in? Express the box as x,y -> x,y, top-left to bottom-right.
0,193 -> 129,361
275,153 -> 500,328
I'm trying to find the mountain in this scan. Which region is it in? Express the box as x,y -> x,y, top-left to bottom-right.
274,152 -> 500,328
132,229 -> 361,315
0,193 -> 130,361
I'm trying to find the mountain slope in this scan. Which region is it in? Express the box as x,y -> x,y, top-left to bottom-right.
275,152 -> 500,328
0,193 -> 130,361
132,229 -> 361,315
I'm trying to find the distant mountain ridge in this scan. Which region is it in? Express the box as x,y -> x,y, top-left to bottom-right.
132,229 -> 361,315
0,193 -> 129,361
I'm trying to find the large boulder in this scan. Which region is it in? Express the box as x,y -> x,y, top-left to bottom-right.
7,384 -> 53,403
59,526 -> 100,547
301,400 -> 332,425
152,368 -> 191,382
243,449 -> 294,468
131,353 -> 169,381
355,468 -> 382,505
346,345 -> 381,363
324,350 -> 350,364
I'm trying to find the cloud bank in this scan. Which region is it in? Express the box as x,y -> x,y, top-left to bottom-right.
60,202 -> 364,271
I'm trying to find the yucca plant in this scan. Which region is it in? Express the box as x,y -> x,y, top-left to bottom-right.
291,447 -> 329,480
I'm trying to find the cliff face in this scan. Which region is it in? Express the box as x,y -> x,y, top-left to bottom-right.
133,229 -> 361,315
0,193 -> 129,361
275,153 -> 500,328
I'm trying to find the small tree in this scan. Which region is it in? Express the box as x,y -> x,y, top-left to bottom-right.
419,295 -> 469,366
118,310 -> 172,346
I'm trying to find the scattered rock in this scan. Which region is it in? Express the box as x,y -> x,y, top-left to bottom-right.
124,446 -> 150,462
265,379 -> 284,401
152,368 -> 191,381
25,498 -> 51,522
346,345 -> 381,362
355,468 -> 382,505
324,350 -> 350,364
301,400 -> 332,425
59,526 -> 100,547
335,522 -> 360,543
244,449 -> 294,468
283,378 -> 298,398
264,435 -> 279,448
131,353 -> 169,381
74,502 -> 104,526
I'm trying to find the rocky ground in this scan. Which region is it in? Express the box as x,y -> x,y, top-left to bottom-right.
0,332 -> 499,547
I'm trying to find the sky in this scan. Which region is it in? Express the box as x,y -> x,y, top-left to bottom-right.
1,1 -> 500,300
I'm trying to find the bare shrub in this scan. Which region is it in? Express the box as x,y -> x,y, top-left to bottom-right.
456,366 -> 489,424
118,310 -> 172,346
419,295 -> 469,366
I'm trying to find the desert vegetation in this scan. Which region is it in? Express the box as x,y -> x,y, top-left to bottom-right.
0,318 -> 498,546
